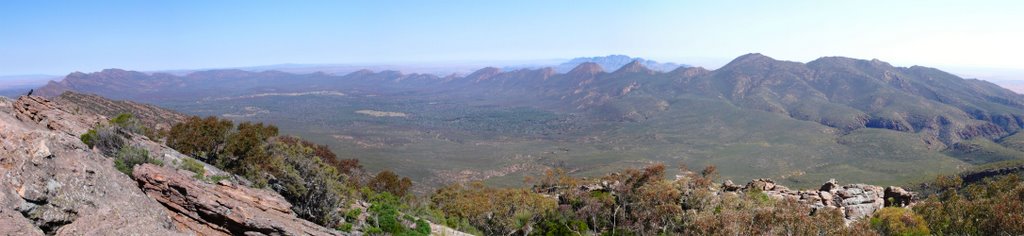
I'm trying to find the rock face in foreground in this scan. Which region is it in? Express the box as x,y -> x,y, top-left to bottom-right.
1,95 -> 344,235
10,95 -> 102,136
726,178 -> 916,223
132,164 -> 344,236
0,96 -> 183,235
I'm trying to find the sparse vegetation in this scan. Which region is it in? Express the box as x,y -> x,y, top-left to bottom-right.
163,116 -> 426,230
429,164 -> 880,235
156,116 -> 1024,235
870,207 -> 929,236
913,173 -> 1024,235
113,145 -> 162,175
180,158 -> 206,179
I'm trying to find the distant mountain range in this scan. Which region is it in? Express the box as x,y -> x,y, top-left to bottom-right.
553,55 -> 687,73
30,53 -> 1024,188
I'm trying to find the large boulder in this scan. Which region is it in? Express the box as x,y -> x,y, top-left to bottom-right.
832,184 -> 885,223
884,186 -> 915,207
744,178 -> 777,191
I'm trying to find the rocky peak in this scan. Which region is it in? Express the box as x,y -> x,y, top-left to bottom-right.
720,53 -> 778,69
465,67 -> 502,82
345,69 -> 375,77
807,56 -> 898,76
669,66 -> 710,78
378,70 -> 404,78
567,62 -> 605,77
613,60 -> 654,74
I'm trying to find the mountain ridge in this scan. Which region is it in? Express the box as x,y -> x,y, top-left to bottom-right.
30,53 -> 1024,188
554,54 -> 687,73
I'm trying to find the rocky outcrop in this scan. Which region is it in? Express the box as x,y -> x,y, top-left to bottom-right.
1,95 -> 345,235
54,91 -> 188,131
0,96 -> 183,235
884,186 -> 914,207
11,95 -> 103,136
132,164 -> 344,236
723,178 -> 916,223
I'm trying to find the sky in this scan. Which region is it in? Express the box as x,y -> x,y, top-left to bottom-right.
1,0 -> 1023,76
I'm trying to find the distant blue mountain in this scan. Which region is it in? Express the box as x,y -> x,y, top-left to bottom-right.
554,55 -> 687,73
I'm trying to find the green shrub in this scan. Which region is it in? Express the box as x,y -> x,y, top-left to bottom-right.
871,207 -> 929,236
365,227 -> 383,234
108,113 -> 159,139
109,113 -> 135,128
368,192 -> 404,234
80,129 -> 98,148
268,140 -> 349,227
530,212 -> 589,236
166,116 -> 233,161
345,208 -> 362,222
915,174 -> 1024,235
82,114 -> 151,155
414,218 -> 431,234
217,122 -> 278,180
113,146 -> 162,175
180,158 -> 206,179
337,223 -> 353,232
207,174 -> 231,183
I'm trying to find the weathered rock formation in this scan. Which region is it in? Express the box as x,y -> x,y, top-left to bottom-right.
10,95 -> 103,136
0,95 -> 344,235
723,178 -> 917,223
53,91 -> 188,131
133,164 -> 344,236
0,96 -> 183,235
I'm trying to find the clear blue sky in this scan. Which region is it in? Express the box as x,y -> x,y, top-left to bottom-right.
1,0 -> 1022,75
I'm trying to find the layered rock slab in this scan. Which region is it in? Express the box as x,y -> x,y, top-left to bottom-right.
132,164 -> 344,236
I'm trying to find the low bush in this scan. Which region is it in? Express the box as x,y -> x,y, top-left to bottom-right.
180,158 -> 206,179
870,207 -> 929,236
80,129 -> 97,148
268,139 -> 351,227
113,145 -> 162,175
337,223 -> 353,232
914,173 -> 1024,235
368,170 -> 412,197
91,127 -> 127,156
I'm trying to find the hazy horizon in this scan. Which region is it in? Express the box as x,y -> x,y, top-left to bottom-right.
2,1 -> 1023,76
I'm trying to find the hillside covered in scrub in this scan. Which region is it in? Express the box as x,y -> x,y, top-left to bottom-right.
2,93 -> 1022,235
32,54 -> 1024,190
